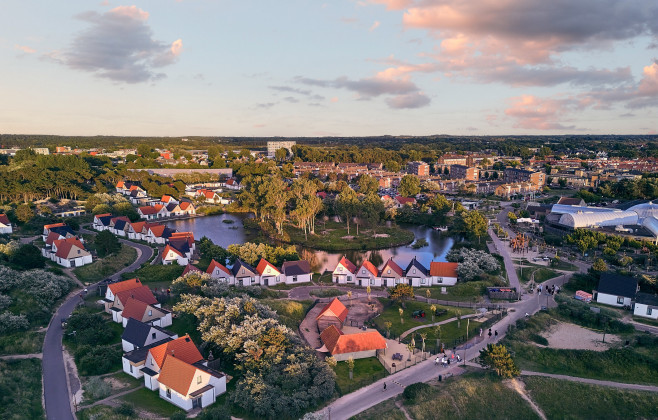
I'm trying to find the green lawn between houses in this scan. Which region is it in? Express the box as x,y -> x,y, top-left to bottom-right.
332,357 -> 388,396
73,244 -> 137,284
118,387 -> 181,418
415,280 -> 501,302
0,358 -> 45,420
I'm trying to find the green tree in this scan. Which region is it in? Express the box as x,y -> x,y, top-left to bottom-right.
460,210 -> 488,243
478,344 -> 520,378
398,175 -> 421,197
358,174 -> 379,195
592,258 -> 608,272
508,211 -> 518,223
15,204 -> 35,223
389,284 -> 415,307
92,204 -> 113,215
95,230 -> 121,257
274,147 -> 289,162
10,244 -> 45,269
558,178 -> 568,188
384,160 -> 401,172
336,187 -> 359,235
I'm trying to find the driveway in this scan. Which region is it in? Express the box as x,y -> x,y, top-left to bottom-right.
42,233 -> 153,420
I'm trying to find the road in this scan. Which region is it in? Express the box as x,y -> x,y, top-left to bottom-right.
42,233 -> 153,420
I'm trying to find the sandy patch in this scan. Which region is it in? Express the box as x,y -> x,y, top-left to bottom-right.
541,322 -> 620,351
341,235 -> 355,240
373,234 -> 390,238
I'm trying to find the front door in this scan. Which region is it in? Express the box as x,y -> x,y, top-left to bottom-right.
193,396 -> 202,409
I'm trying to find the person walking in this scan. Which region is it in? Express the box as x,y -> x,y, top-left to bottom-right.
383,382 -> 387,391
494,330 -> 498,338
488,329 -> 492,338
479,328 -> 483,337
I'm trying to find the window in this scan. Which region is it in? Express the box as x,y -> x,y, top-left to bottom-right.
241,269 -> 245,274
292,276 -> 297,282
421,278 -> 426,284
617,296 -> 624,304
166,388 -> 171,399
347,276 -> 352,282
148,310 -> 152,316
362,270 -> 365,274
197,375 -> 202,384
267,268 -> 270,273
130,365 -> 133,373
370,278 -> 375,285
387,269 -> 391,274
151,332 -> 156,339
413,269 -> 416,274
438,277 -> 443,283
648,307 -> 653,316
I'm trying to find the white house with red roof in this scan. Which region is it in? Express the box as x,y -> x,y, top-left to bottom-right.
195,189 -> 220,203
379,258 -> 405,287
255,258 -> 281,286
0,214 -> 11,234
120,298 -> 172,328
205,259 -> 234,284
355,260 -> 381,287
318,325 -> 387,362
394,196 -> 417,208
127,221 -> 148,240
105,278 -> 143,306
429,262 -> 459,286
162,244 -> 189,266
49,237 -> 92,268
92,213 -> 113,231
332,256 -> 357,284
110,286 -> 160,324
139,204 -> 168,220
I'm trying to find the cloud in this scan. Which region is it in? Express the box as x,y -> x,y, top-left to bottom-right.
15,45 -> 35,54
504,95 -> 576,130
57,6 -> 182,83
386,92 -> 430,109
283,96 -> 299,103
330,97 -> 339,103
269,85 -> 312,95
255,102 -> 276,109
369,21 -> 381,31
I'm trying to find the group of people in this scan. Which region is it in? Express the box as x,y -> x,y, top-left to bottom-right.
435,351 -> 461,367
538,284 -> 559,295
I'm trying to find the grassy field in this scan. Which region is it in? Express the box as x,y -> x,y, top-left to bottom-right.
309,288 -> 346,298
404,371 -> 538,420
0,358 -> 45,420
120,263 -> 184,283
550,259 -> 579,271
372,298 -> 474,338
353,397 -> 406,420
119,388 -> 181,417
0,331 -> 44,355
333,357 -> 387,396
516,265 -> 560,284
632,316 -> 658,327
524,376 -> 658,420
281,220 -> 415,251
77,406 -> 133,420
74,244 -> 137,284
407,318 -> 483,351
261,299 -> 313,330
415,280 -> 500,302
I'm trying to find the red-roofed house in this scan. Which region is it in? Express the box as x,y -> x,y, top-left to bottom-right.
255,258 -> 281,286
49,237 -> 92,268
160,195 -> 179,206
394,196 -> 417,208
206,259 -> 234,284
121,298 -> 172,328
429,262 -> 459,286
116,181 -> 127,193
105,278 -> 143,306
356,260 -> 381,287
127,221 -> 148,240
157,355 -> 226,411
110,286 -> 159,324
318,325 -> 387,361
162,244 -> 189,266
182,264 -> 202,276
0,214 -> 12,234
178,201 -> 196,216
195,189 -> 220,203
142,335 -> 204,390
332,256 -> 357,284
316,297 -> 348,332
139,204 -> 167,220
380,258 -> 405,287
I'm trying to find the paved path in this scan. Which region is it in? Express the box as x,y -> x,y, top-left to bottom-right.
42,234 -> 153,420
521,371 -> 658,393
488,227 -> 521,292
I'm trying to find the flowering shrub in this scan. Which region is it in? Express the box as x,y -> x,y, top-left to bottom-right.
447,248 -> 500,281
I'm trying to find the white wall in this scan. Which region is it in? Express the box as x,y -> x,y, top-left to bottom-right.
633,303 -> 658,320
596,293 -> 631,307
432,276 -> 457,286
283,273 -> 311,285
334,350 -> 377,362
122,358 -> 144,378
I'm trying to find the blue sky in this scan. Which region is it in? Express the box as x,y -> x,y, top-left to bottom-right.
1,0 -> 657,136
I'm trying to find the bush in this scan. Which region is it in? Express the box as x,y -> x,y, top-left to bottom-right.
530,334 -> 549,346
197,405 -> 231,420
114,403 -> 135,417
66,312 -> 118,345
0,312 -> 29,334
403,382 -> 432,402
84,377 -> 112,400
75,344 -> 122,376
9,244 -> 45,270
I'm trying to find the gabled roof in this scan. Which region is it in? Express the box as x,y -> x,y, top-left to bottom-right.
116,181 -> 125,188
182,264 -> 202,276
358,260 -> 379,277
429,262 -> 459,277
157,355 -> 199,396
113,219 -> 128,231
163,244 -> 184,259
395,196 -> 416,205
179,202 -> 193,211
316,297 -> 348,322
405,257 -> 428,277
256,258 -> 280,276
320,325 -> 387,355
94,213 -> 112,219
45,231 -> 63,245
206,259 -> 231,276
95,214 -> 113,226
54,237 -> 87,259
636,292 -> 658,307
44,222 -> 66,230
49,225 -> 75,237
597,273 -> 638,298
115,286 -> 158,306
148,335 -> 203,369
121,318 -> 174,346
0,214 -> 10,226
281,260 -> 311,276
139,206 -> 159,215
557,197 -> 585,206
336,256 -> 357,274
165,203 -> 179,212
380,258 -> 404,277
129,221 -> 147,233
149,225 -> 166,237
161,195 -> 175,203
108,278 -> 143,295
122,298 -> 167,322
231,259 -> 256,276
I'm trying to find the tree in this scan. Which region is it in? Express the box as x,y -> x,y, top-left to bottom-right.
399,307 -> 404,324
92,204 -> 112,215
592,258 -> 608,272
15,204 -> 35,223
347,357 -> 355,380
460,210 -> 488,243
384,321 -> 392,338
558,178 -> 568,188
430,304 -> 436,322
274,147 -> 288,162
478,344 -> 520,378
385,160 -> 401,172
10,244 -> 44,269
398,175 -> 420,197
508,211 -> 518,224
358,174 -> 379,195
95,230 -> 121,257
389,284 -> 415,307
336,187 -> 359,235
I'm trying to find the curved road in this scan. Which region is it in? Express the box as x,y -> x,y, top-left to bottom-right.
42,234 -> 153,420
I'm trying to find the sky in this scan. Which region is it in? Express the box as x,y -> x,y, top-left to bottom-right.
1,0 -> 657,137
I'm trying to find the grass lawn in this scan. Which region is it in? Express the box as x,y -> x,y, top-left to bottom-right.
261,299 -> 313,330
404,371 -> 539,420
0,330 -> 44,356
550,259 -> 578,271
315,272 -> 333,284
281,220 -> 415,252
415,280 -> 498,302
406,318 -> 483,351
333,357 -> 387,396
309,288 -> 346,298
0,358 -> 45,420
516,265 -> 560,284
74,244 -> 137,284
118,388 -> 181,417
524,376 -> 658,420
372,298 -> 474,338
77,405 -> 133,420
353,397 -> 406,420
169,313 -> 202,346
632,316 -> 658,327
120,264 -> 184,283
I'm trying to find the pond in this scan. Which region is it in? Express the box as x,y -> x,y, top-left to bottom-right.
166,214 -> 454,273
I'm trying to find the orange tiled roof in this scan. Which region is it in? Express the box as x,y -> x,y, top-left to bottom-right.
337,256 -> 357,274
380,258 -> 404,277
115,285 -> 157,306
360,260 -> 378,277
320,325 -> 387,355
316,297 -> 348,322
130,221 -> 147,232
139,206 -> 159,215
157,355 -> 198,396
116,181 -> 125,188
149,335 -> 203,369
94,213 -> 112,218
163,244 -> 184,258
45,231 -> 63,245
206,259 -> 231,276
149,225 -> 166,237
44,222 -> 66,229
108,278 -> 143,295
121,298 -> 152,321
0,214 -> 9,225
54,237 -> 86,259
429,262 -> 458,278
256,258 -> 279,275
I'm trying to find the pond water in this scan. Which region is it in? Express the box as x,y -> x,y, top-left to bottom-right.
166,214 -> 454,273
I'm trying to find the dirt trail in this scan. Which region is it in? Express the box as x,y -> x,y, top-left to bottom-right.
506,378 -> 547,420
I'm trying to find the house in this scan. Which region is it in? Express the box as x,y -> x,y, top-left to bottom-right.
318,325 -> 387,361
394,196 -> 417,208
231,260 -> 259,286
121,318 -> 177,352
379,258 -> 405,287
116,181 -> 128,194
594,273 -> 639,307
109,216 -> 131,237
110,286 -> 159,324
178,201 -> 196,216
93,214 -> 113,231
50,237 -> 92,268
139,204 -> 168,220
280,260 -> 312,284
355,260 -> 380,287
332,256 -> 357,284
42,231 -> 69,259
0,214 -> 12,234
633,293 -> 658,320
316,297 -> 348,332
142,335 -> 204,390
557,197 -> 586,206
169,232 -> 195,252
160,195 -> 179,206
162,244 -> 189,266
405,257 -> 429,287
42,223 -> 75,242
121,298 -> 172,328
224,178 -> 241,190
105,278 -> 144,309
256,258 -> 281,286
146,225 -> 176,245
127,221 -> 148,240
429,262 -> 459,286
128,187 -> 149,205
122,337 -> 175,379
206,259 -> 234,284
182,264 -> 202,276
195,189 -> 220,203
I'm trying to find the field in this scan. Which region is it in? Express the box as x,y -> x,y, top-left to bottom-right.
120,263 -> 184,283
333,357 -> 387,396
73,244 -> 136,283
516,264 -> 560,284
0,331 -> 44,355
261,299 -> 313,330
407,318 -> 483,351
0,358 -> 45,420
415,280 -> 500,302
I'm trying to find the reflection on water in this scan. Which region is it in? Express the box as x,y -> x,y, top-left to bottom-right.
166,215 -> 454,272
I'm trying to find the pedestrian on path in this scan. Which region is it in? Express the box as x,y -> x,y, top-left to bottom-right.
495,330 -> 498,338
383,382 -> 387,391
488,329 -> 492,338
479,328 -> 483,337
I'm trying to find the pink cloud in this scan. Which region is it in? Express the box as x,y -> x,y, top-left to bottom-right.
15,45 -> 35,54
369,21 -> 381,31
110,5 -> 149,21
638,62 -> 658,97
170,39 -> 183,56
504,95 -> 575,130
330,97 -> 339,102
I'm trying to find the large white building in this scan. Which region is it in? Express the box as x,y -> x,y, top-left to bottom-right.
267,140 -> 296,158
